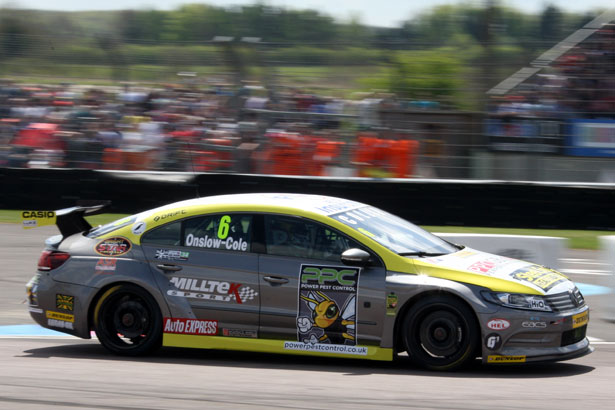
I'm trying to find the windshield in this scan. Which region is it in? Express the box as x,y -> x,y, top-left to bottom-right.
330,206 -> 458,255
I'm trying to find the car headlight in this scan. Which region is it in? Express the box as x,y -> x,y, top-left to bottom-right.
482,291 -> 552,312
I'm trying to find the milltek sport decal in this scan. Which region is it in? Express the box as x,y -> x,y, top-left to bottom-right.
167,277 -> 258,304
163,318 -> 218,335
510,265 -> 567,291
294,265 -> 358,347
95,237 -> 132,256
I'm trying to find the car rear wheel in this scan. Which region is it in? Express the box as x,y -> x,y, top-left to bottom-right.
93,284 -> 162,356
402,295 -> 478,371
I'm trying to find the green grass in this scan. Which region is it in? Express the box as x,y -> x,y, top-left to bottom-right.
421,226 -> 614,250
1,210 -> 611,250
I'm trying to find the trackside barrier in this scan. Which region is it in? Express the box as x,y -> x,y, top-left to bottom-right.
1,168 -> 615,230
436,233 -> 566,270
599,236 -> 615,320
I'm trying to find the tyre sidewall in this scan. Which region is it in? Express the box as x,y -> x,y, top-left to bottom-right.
93,284 -> 162,356
402,295 -> 478,371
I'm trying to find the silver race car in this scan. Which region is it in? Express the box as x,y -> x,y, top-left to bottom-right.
25,193 -> 592,370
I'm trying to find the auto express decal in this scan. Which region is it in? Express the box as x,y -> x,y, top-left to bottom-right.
163,317 -> 218,335
296,264 -> 358,346
167,277 -> 258,304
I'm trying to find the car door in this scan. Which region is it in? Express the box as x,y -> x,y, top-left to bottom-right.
142,213 -> 259,337
258,214 -> 386,347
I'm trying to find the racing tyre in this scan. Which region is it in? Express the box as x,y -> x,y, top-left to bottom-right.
402,295 -> 478,371
93,284 -> 162,356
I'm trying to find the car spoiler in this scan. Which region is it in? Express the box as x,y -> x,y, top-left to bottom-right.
56,203 -> 109,237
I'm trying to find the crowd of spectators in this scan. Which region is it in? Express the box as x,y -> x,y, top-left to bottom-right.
0,80 -> 421,177
489,23 -> 615,120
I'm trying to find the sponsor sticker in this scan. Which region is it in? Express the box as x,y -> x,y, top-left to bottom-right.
46,310 -> 74,323
155,249 -> 189,261
48,319 -> 73,330
386,292 -> 398,316
486,318 -> 510,330
21,211 -> 56,229
487,355 -> 526,363
283,341 -> 368,356
222,328 -> 258,338
296,265 -> 358,346
167,277 -> 258,304
95,258 -> 117,274
95,237 -> 131,256
511,265 -> 567,291
468,260 -> 497,274
163,318 -> 218,335
485,333 -> 502,350
56,294 -> 74,311
572,311 -> 589,329
132,221 -> 147,235
522,321 -> 547,328
153,209 -> 187,223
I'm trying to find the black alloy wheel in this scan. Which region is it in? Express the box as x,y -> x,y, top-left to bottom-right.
402,295 -> 478,371
93,284 -> 162,356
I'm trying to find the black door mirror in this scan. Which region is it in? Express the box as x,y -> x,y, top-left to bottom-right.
341,248 -> 371,267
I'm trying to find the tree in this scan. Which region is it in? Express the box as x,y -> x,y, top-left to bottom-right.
539,4 -> 563,42
0,14 -> 30,59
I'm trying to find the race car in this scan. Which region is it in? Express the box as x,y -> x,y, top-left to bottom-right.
24,193 -> 592,370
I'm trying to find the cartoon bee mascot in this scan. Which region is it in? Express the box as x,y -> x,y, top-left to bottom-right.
297,291 -> 356,345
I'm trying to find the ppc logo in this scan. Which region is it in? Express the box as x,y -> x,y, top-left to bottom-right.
300,266 -> 358,286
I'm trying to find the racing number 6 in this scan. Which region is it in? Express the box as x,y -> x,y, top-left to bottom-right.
218,215 -> 231,239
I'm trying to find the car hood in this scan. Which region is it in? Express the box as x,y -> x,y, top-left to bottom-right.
412,247 -> 574,295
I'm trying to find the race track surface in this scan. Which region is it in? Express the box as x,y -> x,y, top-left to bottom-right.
1,224 -> 614,409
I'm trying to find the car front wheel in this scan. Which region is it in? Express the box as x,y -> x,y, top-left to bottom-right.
93,284 -> 162,356
402,295 -> 478,371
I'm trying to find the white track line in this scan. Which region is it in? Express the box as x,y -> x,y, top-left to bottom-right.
560,269 -> 612,276
560,260 -> 609,266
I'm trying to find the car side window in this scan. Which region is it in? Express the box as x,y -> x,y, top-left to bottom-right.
184,214 -> 252,252
265,215 -> 361,261
141,221 -> 182,246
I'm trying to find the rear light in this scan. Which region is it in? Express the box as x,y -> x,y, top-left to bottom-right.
38,250 -> 70,271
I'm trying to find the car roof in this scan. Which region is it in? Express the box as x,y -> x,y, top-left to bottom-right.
142,193 -> 366,218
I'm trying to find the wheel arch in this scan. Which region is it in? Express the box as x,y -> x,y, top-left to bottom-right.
87,280 -> 168,332
393,289 -> 481,355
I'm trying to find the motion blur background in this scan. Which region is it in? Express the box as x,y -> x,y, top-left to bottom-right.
0,1 -> 613,182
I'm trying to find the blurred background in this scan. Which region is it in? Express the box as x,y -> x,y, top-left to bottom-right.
0,1 -> 613,182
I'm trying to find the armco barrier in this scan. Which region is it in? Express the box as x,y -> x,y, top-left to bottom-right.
1,168 -> 615,230
436,233 -> 565,269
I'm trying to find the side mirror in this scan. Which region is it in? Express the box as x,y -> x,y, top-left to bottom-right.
341,248 -> 371,267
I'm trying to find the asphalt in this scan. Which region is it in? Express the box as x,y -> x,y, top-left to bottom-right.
1,223 -> 614,409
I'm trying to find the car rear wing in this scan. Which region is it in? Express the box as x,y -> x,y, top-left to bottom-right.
21,202 -> 110,237
55,204 -> 109,237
